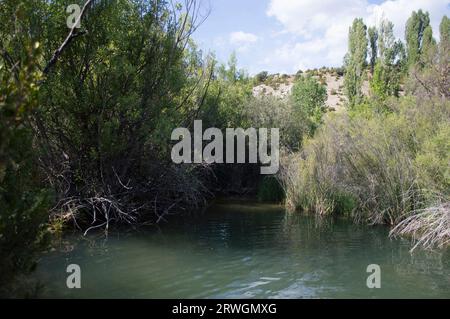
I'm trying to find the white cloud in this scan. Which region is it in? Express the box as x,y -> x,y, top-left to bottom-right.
229,31 -> 259,53
365,0 -> 448,40
264,0 -> 450,72
267,0 -> 366,38
229,31 -> 259,45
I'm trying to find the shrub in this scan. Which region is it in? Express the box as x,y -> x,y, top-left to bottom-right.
243,96 -> 311,151
280,96 -> 449,230
370,62 -> 400,99
292,75 -> 327,131
255,71 -> 269,83
0,24 -> 50,295
21,0 -> 216,231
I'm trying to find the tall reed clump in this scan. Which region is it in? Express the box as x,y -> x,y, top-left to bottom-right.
279,96 -> 449,249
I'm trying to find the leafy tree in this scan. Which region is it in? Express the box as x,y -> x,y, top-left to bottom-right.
440,15 -> 450,51
292,75 -> 327,130
422,26 -> 436,52
244,96 -> 310,151
370,62 -> 400,100
407,15 -> 449,99
368,26 -> 378,73
420,25 -> 437,67
218,52 -> 247,83
405,10 -> 431,68
378,19 -> 396,64
0,0 -> 214,233
370,19 -> 403,100
439,16 -> 450,83
344,18 -> 368,108
200,54 -> 253,129
0,1 -> 50,296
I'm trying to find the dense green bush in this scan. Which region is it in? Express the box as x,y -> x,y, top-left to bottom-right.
280,97 -> 449,225
291,75 -> 327,131
370,62 -> 401,99
243,96 -> 311,151
201,55 -> 253,129
0,6 -> 50,294
9,0 -> 216,229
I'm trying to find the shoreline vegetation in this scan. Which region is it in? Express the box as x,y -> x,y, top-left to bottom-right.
0,0 -> 448,297
278,13 -> 449,252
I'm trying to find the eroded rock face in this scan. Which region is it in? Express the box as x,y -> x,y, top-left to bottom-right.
252,83 -> 294,99
252,72 -> 352,112
324,73 -> 347,111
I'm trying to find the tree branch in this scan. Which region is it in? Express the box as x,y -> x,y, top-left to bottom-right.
43,0 -> 93,75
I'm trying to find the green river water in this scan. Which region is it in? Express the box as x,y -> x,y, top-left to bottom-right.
35,200 -> 450,298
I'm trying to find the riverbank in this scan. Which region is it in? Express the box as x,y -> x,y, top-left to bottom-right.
278,95 -> 450,251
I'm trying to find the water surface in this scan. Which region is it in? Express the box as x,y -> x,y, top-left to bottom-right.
35,200 -> 450,298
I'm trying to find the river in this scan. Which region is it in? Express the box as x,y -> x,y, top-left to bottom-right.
34,200 -> 450,298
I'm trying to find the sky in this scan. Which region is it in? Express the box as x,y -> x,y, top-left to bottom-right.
191,0 -> 450,75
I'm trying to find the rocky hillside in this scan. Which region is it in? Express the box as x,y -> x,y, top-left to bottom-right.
252,68 -> 370,112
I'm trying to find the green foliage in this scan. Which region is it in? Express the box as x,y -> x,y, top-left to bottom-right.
405,10 -> 431,68
281,97 -> 449,226
370,61 -> 400,100
243,96 -> 310,151
282,14 -> 449,237
378,20 -> 394,63
378,19 -> 406,67
438,15 -> 450,72
201,55 -> 253,129
440,15 -> 450,48
344,18 -> 368,108
369,18 -> 404,100
405,16 -> 449,99
6,0 -> 217,227
0,2 -> 50,295
368,26 -> 378,73
292,75 -> 327,130
421,26 -> 436,56
257,176 -> 284,202
1,0 -> 256,243
414,123 -> 450,195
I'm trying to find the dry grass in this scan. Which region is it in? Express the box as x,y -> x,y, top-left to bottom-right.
390,202 -> 450,252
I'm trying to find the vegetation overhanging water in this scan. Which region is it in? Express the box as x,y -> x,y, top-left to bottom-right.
34,200 -> 450,299
0,1 -> 449,298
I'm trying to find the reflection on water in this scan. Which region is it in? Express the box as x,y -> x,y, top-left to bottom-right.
35,200 -> 450,298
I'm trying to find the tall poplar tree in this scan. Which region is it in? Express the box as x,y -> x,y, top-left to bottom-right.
371,19 -> 403,99
368,26 -> 378,74
344,18 -> 368,108
405,10 -> 431,67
